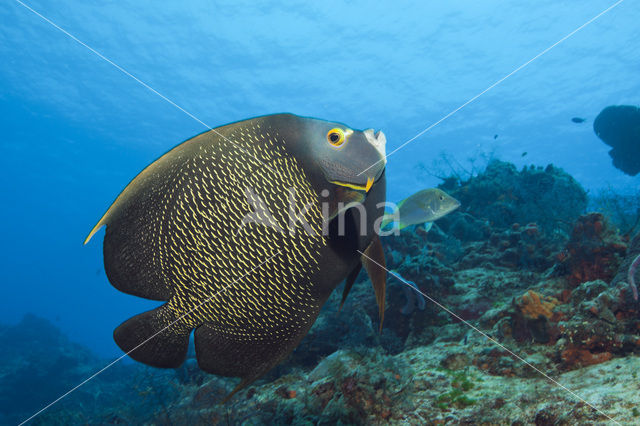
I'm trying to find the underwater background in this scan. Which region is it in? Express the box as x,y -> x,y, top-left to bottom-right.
1,0 -> 639,424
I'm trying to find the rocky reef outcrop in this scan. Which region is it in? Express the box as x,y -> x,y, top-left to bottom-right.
438,159 -> 588,234
0,315 -> 179,425
4,160 -> 639,425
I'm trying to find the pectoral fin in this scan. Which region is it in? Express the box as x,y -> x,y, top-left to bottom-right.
340,262 -> 362,311
362,235 -> 386,332
326,186 -> 366,220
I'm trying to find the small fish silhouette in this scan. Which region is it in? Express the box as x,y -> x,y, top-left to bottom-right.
571,117 -> 586,123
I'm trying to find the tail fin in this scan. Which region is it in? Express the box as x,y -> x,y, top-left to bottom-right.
380,214 -> 394,231
114,305 -> 190,368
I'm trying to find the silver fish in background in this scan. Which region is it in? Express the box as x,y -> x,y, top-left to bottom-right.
381,188 -> 461,231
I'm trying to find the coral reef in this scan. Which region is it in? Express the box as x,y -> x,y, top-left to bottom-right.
389,270 -> 426,315
438,160 -> 588,233
517,290 -> 558,320
5,160 -> 639,424
0,315 -> 179,425
629,253 -> 640,300
556,279 -> 639,370
558,213 -> 627,287
611,231 -> 640,301
589,188 -> 640,237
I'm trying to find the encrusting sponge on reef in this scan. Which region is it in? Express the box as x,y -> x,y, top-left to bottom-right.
517,290 -> 559,320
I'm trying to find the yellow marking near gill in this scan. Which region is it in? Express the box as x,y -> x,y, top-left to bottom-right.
330,176 -> 375,193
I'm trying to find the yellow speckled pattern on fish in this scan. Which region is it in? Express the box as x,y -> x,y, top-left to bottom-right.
102,120 -> 325,339
159,124 -> 325,342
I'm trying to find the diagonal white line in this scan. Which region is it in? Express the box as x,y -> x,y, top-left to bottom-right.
358,0 -> 626,177
12,0 -> 275,173
357,249 -> 621,425
19,251 -> 281,425
11,0 -> 626,423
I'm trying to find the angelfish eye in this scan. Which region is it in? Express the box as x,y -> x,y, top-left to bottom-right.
327,128 -> 346,147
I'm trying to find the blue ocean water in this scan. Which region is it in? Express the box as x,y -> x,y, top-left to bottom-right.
1,1 -> 639,423
0,0 -> 636,363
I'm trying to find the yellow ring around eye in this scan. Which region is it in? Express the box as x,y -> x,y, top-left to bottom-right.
327,128 -> 345,147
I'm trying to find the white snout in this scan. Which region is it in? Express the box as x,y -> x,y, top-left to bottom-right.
363,128 -> 387,162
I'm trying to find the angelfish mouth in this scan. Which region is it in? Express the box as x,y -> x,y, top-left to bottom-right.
363,129 -> 386,160
330,176 -> 375,193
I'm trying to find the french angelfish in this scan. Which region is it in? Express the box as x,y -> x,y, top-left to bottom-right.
380,188 -> 460,231
85,113 -> 388,400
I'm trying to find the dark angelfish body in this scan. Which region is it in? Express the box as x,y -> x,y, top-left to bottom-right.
85,113 -> 387,400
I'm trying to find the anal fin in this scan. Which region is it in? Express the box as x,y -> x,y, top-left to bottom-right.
361,235 -> 386,332
114,305 -> 190,368
194,319 -> 316,403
